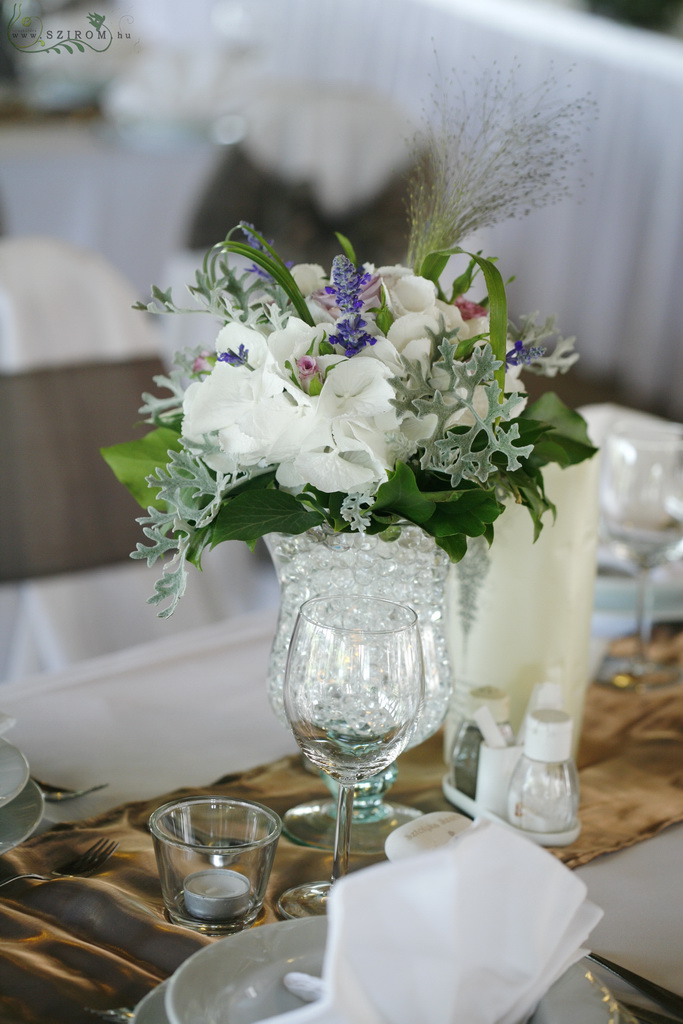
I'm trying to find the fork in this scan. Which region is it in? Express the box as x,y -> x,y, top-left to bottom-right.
31,777 -> 110,802
0,837 -> 118,889
85,1009 -> 134,1022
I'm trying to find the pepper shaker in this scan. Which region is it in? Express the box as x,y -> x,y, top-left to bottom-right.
506,708 -> 579,833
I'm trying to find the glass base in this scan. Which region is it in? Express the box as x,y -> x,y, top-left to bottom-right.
277,880 -> 330,919
283,799 -> 422,855
596,655 -> 683,692
166,904 -> 261,935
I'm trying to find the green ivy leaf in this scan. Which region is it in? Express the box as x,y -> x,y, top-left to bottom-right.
424,489 -> 503,537
505,418 -> 551,448
502,465 -> 554,539
434,533 -> 468,561
521,393 -> 597,467
371,462 -> 436,525
211,490 -> 324,548
101,427 -> 182,509
186,521 -> 215,569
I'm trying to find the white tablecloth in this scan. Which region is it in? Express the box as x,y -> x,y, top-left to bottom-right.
0,608 -> 295,811
0,606 -> 682,1000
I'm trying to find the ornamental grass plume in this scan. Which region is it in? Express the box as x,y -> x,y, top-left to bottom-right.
406,64 -> 594,269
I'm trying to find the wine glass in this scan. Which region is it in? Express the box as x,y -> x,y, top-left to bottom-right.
597,420 -> 683,690
277,594 -> 424,919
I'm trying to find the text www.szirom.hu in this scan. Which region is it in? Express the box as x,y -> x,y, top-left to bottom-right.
10,29 -> 130,40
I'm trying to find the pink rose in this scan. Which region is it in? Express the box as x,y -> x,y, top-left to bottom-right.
296,356 -> 323,393
297,355 -> 319,380
192,352 -> 213,374
455,297 -> 488,321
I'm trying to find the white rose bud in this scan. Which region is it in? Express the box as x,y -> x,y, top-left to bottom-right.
390,274 -> 437,315
388,312 -> 439,353
290,263 -> 327,296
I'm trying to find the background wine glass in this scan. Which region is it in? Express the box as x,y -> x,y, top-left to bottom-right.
277,594 -> 424,919
597,420 -> 683,690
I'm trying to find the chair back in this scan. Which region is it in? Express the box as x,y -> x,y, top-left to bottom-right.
0,358 -> 165,582
0,236 -> 161,372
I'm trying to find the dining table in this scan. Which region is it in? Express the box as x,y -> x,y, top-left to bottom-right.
0,604 -> 682,1022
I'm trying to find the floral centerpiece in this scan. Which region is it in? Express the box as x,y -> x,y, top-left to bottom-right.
103,77 -> 596,619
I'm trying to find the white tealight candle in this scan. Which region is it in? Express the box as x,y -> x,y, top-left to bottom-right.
183,869 -> 251,921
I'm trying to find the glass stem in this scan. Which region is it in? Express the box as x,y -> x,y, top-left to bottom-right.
635,563 -> 652,667
331,783 -> 354,882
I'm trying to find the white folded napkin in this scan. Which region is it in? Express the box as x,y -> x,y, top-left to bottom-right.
262,820 -> 602,1024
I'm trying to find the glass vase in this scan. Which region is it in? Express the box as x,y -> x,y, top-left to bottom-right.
265,526 -> 452,854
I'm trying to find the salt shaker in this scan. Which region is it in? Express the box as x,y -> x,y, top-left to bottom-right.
506,708 -> 579,833
449,686 -> 514,798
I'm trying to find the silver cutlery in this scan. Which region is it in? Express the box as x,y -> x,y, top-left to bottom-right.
31,777 -> 109,802
85,1008 -> 134,1022
621,1002 -> 683,1024
586,953 -> 683,1022
0,837 -> 118,888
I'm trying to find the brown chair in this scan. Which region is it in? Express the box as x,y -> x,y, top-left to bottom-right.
0,358 -> 278,681
0,242 -> 277,681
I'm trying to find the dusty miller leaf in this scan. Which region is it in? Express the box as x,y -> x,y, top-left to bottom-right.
139,370 -> 187,427
394,342 -> 532,487
454,535 -> 491,645
511,313 -> 579,378
130,448 -> 253,615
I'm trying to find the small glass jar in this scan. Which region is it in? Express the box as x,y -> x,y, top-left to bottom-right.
506,709 -> 579,833
449,686 -> 514,798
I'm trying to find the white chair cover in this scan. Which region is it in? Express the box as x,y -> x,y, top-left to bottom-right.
0,236 -> 162,372
0,550 -> 279,684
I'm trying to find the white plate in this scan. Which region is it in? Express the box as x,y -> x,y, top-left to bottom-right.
0,779 -> 44,854
165,918 -> 626,1024
166,917 -> 325,1024
134,980 -> 170,1024
0,738 -> 30,809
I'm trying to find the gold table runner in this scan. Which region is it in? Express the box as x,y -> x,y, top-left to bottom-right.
1,682 -> 683,1022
